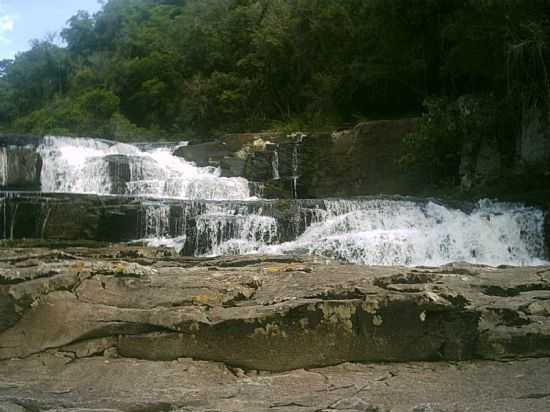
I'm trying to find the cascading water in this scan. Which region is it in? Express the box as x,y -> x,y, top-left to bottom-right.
260,199 -> 547,267
1,135 -> 546,267
38,136 -> 252,200
0,147 -> 7,187
139,202 -> 187,253
289,133 -> 304,199
272,149 -> 280,180
194,203 -> 278,256
124,198 -> 546,267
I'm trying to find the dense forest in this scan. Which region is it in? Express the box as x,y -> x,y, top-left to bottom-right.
0,0 -> 549,144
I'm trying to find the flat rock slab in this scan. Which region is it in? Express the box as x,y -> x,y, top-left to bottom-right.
1,246 -> 550,372
0,354 -> 549,411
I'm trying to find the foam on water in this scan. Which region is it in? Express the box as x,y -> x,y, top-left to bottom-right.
130,198 -> 547,267
38,136 -> 252,200
24,136 -> 548,267
194,203 -> 278,256
260,199 -> 547,267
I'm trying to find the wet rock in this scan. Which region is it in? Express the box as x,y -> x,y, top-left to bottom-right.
244,149 -> 276,181
220,156 -> 246,177
0,146 -> 42,190
0,192 -> 325,248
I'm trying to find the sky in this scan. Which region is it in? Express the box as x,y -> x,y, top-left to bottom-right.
0,0 -> 103,60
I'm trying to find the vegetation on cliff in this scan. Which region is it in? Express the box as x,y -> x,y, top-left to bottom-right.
0,0 -> 549,143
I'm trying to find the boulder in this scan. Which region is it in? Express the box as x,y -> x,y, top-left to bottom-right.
219,156 -> 246,177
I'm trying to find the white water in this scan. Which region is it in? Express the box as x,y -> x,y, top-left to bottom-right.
129,198 -> 547,267
38,136 -> 252,200
272,149 -> 280,180
133,202 -> 278,256
259,199 -> 547,267
0,148 -> 7,186
140,203 -> 187,253
15,136 -> 547,266
195,203 -> 277,256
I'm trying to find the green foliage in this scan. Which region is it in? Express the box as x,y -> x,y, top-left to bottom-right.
401,98 -> 462,185
78,89 -> 120,120
401,95 -> 504,186
0,0 -> 548,142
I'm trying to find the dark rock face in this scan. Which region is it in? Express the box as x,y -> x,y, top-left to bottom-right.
0,193 -> 344,248
545,210 -> 550,259
103,154 -> 131,194
174,141 -> 233,167
0,193 -> 330,249
100,154 -> 165,194
0,134 -> 43,190
0,134 -> 42,147
0,146 -> 42,190
518,106 -> 550,168
214,120 -> 419,199
299,120 -> 420,198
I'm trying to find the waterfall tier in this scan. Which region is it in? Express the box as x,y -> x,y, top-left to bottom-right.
1,193 -> 546,267
38,136 -> 253,200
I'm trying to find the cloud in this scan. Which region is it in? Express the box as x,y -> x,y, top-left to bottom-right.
0,13 -> 15,45
0,15 -> 14,32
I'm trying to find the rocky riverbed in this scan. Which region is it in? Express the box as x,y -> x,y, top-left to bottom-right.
1,245 -> 550,411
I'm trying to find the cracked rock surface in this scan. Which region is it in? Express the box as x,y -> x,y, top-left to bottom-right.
1,245 -> 550,411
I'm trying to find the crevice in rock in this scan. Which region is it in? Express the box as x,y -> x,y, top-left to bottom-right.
480,283 -> 550,297
518,392 -> 550,400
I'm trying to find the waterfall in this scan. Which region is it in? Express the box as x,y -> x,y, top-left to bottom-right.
139,203 -> 187,252
38,136 -> 252,200
0,147 -> 7,187
261,199 -> 547,267
1,135 -> 547,267
289,133 -> 304,199
272,148 -> 280,180
128,198 -> 546,267
194,203 -> 278,256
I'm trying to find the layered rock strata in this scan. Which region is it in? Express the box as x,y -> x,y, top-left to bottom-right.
1,246 -> 550,411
